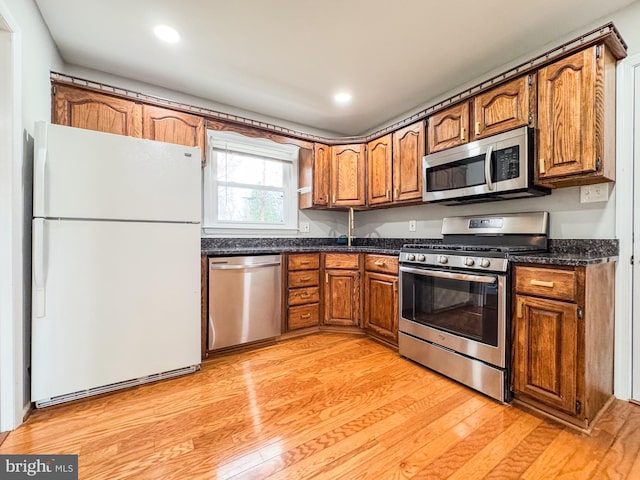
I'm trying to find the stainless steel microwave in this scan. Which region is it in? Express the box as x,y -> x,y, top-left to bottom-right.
422,126 -> 550,205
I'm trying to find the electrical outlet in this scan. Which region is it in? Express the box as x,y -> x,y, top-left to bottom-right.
580,184 -> 609,203
299,222 -> 310,233
409,220 -> 417,232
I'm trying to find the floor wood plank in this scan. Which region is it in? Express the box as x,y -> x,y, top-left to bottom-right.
0,333 -> 638,479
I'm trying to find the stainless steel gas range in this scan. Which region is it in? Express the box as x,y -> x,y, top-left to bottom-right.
398,211 -> 549,402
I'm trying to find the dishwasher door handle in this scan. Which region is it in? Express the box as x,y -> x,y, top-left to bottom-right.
210,261 -> 281,270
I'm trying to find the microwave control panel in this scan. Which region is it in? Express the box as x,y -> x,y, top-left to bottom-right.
493,146 -> 520,181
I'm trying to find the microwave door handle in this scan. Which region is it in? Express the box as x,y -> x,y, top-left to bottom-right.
485,144 -> 494,191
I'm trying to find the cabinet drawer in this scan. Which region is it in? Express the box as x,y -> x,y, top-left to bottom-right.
288,253 -> 319,271
288,304 -> 320,330
324,253 -> 360,269
365,254 -> 398,274
288,270 -> 319,288
289,286 -> 320,306
515,266 -> 577,302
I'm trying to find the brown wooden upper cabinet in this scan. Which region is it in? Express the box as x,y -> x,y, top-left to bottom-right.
52,84 -> 205,160
141,104 -> 204,150
536,44 -> 617,187
427,75 -> 533,154
473,75 -> 533,140
330,143 -> 366,207
366,121 -> 425,207
53,84 -> 142,137
299,143 -> 330,209
392,121 -> 425,203
427,102 -> 469,154
366,134 -> 393,206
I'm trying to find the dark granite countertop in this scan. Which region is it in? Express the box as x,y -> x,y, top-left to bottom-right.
201,237 -> 618,266
509,252 -> 617,266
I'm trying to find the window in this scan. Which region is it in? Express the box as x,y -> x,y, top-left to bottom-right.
202,130 -> 299,233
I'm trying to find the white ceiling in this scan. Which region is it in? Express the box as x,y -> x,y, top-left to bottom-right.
35,0 -> 634,136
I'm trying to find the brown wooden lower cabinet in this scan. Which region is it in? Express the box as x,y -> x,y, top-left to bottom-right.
324,270 -> 360,326
512,262 -> 615,430
285,253 -> 321,331
323,253 -> 361,327
363,255 -> 398,346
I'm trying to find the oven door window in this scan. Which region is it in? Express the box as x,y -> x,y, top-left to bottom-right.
402,270 -> 499,346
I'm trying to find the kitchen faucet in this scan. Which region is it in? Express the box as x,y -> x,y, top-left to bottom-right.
348,207 -> 355,247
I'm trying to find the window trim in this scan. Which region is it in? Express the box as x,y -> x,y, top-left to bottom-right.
202,130 -> 299,233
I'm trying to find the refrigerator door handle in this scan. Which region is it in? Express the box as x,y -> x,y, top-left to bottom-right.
34,144 -> 47,215
33,218 -> 47,317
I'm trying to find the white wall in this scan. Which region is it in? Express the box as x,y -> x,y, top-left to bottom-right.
356,1 -> 640,240
0,0 -> 63,430
355,186 -> 616,239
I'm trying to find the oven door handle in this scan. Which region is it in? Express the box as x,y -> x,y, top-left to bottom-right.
484,144 -> 494,191
399,265 -> 497,284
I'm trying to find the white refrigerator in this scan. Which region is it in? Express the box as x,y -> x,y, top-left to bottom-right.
31,122 -> 202,407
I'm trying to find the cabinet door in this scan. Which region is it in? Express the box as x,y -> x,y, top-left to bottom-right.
392,121 -> 425,203
142,105 -> 205,150
313,143 -> 331,206
473,75 -> 531,140
367,134 -> 393,206
513,294 -> 579,416
330,144 -> 366,207
427,102 -> 469,153
52,85 -> 142,137
324,270 -> 360,326
537,47 -> 598,181
363,271 -> 398,344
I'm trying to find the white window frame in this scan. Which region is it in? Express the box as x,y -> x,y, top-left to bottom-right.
202,130 -> 299,235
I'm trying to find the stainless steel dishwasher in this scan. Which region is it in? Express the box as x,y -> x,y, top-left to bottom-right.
208,255 -> 282,350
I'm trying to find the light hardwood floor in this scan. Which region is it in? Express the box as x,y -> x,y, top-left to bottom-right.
1,333 -> 639,479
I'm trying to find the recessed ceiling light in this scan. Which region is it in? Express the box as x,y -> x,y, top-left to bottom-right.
334,92 -> 352,104
154,25 -> 180,44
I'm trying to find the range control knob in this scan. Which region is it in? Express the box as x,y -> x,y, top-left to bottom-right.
438,255 -> 449,264
408,254 -> 416,261
464,257 -> 475,267
480,258 -> 491,268
417,254 -> 426,262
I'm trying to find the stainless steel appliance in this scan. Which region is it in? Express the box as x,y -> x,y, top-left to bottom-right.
398,211 -> 549,402
208,255 -> 282,350
422,126 -> 550,205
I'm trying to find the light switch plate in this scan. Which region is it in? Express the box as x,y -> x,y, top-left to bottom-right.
409,220 -> 417,232
580,183 -> 610,203
299,222 -> 310,233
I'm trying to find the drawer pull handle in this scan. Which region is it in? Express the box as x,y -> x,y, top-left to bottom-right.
300,293 -> 311,299
299,277 -> 311,282
300,314 -> 311,319
299,261 -> 310,265
531,279 -> 554,288
374,260 -> 385,266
